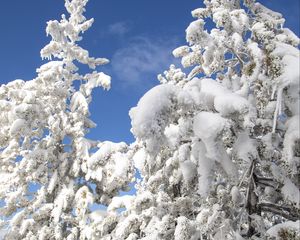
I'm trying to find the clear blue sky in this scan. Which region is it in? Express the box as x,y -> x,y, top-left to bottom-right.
0,0 -> 299,144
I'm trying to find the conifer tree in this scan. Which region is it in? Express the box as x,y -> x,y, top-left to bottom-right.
0,0 -> 134,239
101,0 -> 299,239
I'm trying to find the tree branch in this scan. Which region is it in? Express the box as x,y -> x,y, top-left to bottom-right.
259,202 -> 300,221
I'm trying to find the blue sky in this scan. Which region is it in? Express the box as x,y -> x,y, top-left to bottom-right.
0,0 -> 299,144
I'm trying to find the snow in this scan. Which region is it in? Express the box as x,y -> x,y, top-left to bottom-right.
212,8 -> 230,29
229,9 -> 249,33
20,219 -> 34,236
273,42 -> 300,87
185,19 -> 209,46
129,84 -> 178,153
174,216 -> 194,240
89,210 -> 107,223
267,220 -> 300,238
9,118 -> 27,136
182,78 -> 202,105
113,152 -> 130,177
108,195 -> 135,212
89,141 -> 127,167
83,72 -> 111,95
281,178 -> 300,206
1,0 -> 300,239
279,53 -> 300,87
0,228 -> 8,240
130,84 -> 177,138
196,208 -> 211,225
247,41 -> 263,61
191,8 -> 209,19
36,61 -> 64,74
193,111 -> 227,140
199,78 -> 228,108
193,112 -> 236,177
115,214 -> 140,239
75,186 -> 94,217
231,186 -> 242,206
52,187 -> 74,224
193,141 -> 213,196
233,132 -> 258,162
5,79 -> 25,89
47,170 -> 58,194
10,210 -> 26,227
181,51 -> 201,68
164,124 -> 180,148
276,28 -> 300,46
283,115 -> 300,167
133,148 -> 147,172
214,93 -> 249,116
180,160 -> 197,183
70,91 -> 88,114
172,46 -> 190,58
232,32 -> 243,49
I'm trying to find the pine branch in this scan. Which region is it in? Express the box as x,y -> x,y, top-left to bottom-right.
259,202 -> 300,221
254,174 -> 280,189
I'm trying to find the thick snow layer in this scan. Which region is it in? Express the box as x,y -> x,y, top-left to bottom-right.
47,170 -> 58,194
232,32 -> 243,49
283,115 -> 300,166
281,178 -> 300,206
192,141 -> 213,196
199,78 -> 249,116
172,46 -> 190,58
70,91 -> 88,114
89,141 -> 127,167
231,186 -> 242,206
191,8 -> 208,19
193,112 -> 227,140
164,124 -> 180,148
247,42 -> 263,61
193,112 -> 236,177
180,160 -> 197,183
230,9 -> 249,33
115,214 -> 140,239
199,78 -> 228,107
133,148 -> 147,173
113,152 -> 130,177
276,28 -> 300,46
233,132 -> 258,162
273,42 -> 299,59
174,216 -> 194,240
36,61 -> 64,74
89,210 -> 107,223
186,19 -> 209,46
84,72 -> 111,95
129,84 -> 178,153
183,78 -> 202,106
75,186 -> 94,209
51,188 -> 74,224
214,93 -> 249,116
10,118 -> 27,136
273,42 -> 300,87
130,84 -> 177,139
108,195 -> 135,212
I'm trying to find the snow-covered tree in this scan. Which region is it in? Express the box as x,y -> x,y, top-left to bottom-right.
1,0 -> 299,239
98,0 -> 299,239
0,0 -> 134,239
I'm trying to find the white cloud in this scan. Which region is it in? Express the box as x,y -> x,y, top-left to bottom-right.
108,22 -> 131,36
111,36 -> 179,87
